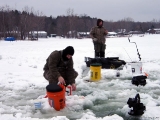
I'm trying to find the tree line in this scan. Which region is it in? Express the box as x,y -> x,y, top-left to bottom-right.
0,6 -> 160,40
0,6 -> 45,40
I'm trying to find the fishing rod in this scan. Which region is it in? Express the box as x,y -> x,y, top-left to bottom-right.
128,37 -> 141,61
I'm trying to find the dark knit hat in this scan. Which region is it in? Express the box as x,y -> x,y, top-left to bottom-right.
63,46 -> 74,56
62,46 -> 74,61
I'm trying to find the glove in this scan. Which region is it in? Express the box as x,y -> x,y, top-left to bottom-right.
93,38 -> 97,41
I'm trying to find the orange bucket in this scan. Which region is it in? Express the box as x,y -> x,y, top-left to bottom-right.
46,84 -> 66,111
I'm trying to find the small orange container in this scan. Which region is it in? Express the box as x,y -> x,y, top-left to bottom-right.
46,84 -> 66,111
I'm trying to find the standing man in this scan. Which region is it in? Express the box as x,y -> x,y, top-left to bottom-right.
90,19 -> 108,58
43,46 -> 78,91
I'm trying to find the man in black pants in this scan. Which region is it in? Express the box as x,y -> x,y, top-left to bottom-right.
90,19 -> 108,58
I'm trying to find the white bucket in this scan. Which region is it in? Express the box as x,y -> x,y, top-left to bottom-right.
130,62 -> 142,75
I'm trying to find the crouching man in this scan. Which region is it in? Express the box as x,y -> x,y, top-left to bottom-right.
43,46 -> 78,91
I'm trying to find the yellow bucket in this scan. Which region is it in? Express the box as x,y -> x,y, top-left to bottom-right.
90,63 -> 102,81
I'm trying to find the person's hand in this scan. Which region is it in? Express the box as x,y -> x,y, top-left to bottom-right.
58,76 -> 66,85
93,38 -> 97,41
105,30 -> 108,35
71,83 -> 76,91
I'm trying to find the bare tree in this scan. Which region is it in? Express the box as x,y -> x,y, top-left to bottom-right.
34,10 -> 45,40
56,16 -> 69,37
66,8 -> 78,38
0,5 -> 10,39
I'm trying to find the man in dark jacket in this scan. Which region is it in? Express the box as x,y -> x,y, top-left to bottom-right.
90,19 -> 108,58
43,46 -> 78,91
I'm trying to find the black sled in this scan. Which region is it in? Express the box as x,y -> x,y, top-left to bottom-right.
85,57 -> 126,70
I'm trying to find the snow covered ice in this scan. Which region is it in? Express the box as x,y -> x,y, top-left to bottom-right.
0,34 -> 160,120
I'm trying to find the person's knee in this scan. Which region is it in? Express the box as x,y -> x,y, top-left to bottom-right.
101,44 -> 106,51
49,81 -> 58,85
94,42 -> 100,52
74,71 -> 78,78
43,71 -> 49,80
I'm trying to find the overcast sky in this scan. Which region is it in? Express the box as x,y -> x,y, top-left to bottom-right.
0,0 -> 160,22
